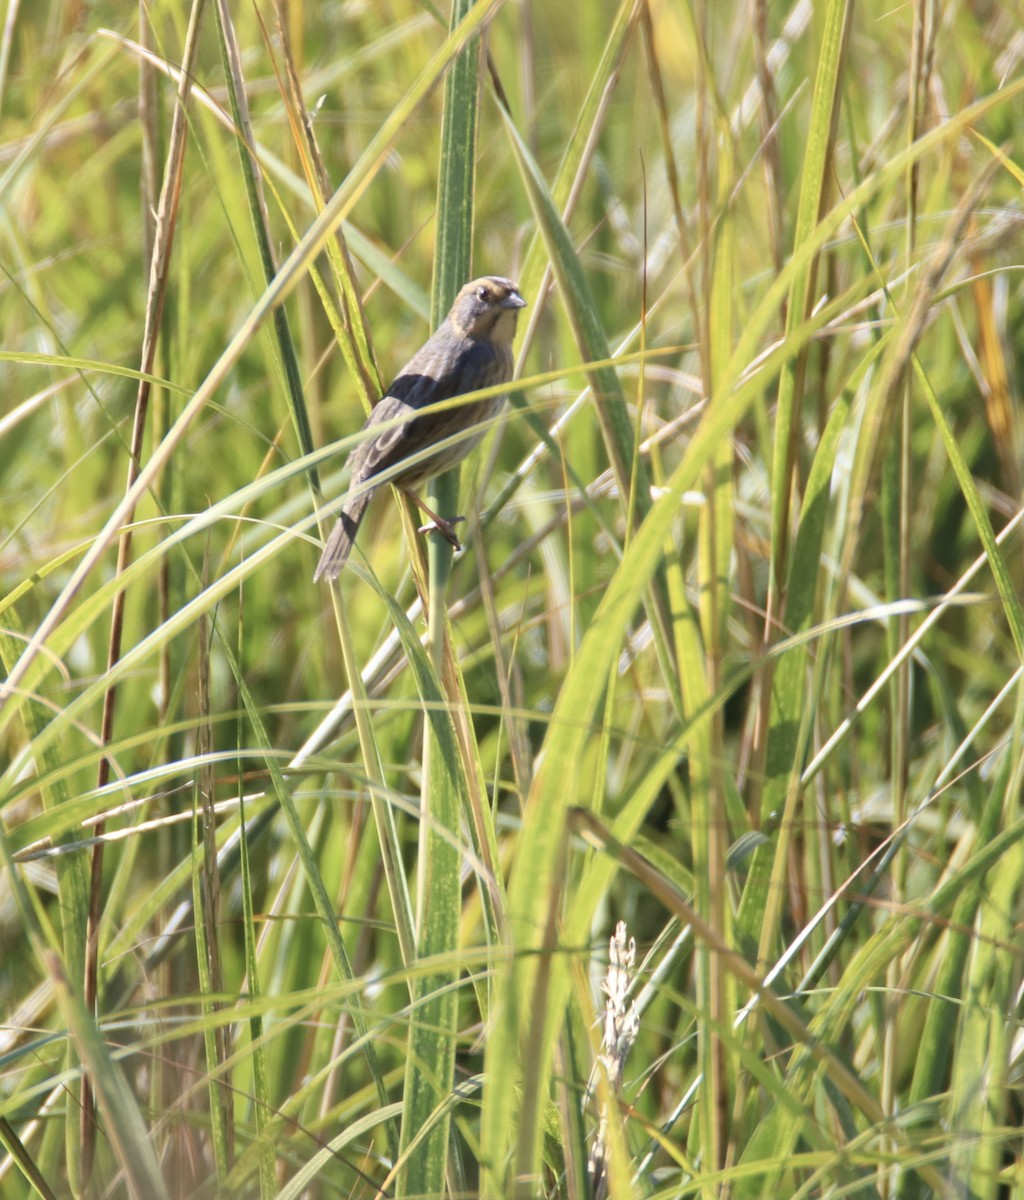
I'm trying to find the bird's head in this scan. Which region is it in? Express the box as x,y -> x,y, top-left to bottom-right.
450,276 -> 527,343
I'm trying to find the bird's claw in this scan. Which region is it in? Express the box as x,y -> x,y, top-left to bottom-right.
417,515 -> 465,551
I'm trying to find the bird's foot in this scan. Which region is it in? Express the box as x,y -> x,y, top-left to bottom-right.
404,490 -> 466,551
417,514 -> 465,551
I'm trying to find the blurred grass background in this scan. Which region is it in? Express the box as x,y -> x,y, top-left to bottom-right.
2,0 -> 1024,1197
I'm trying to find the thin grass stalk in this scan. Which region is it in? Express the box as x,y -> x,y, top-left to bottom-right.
735,0 -> 851,971
699,85 -> 743,1170
140,10 -> 183,1187
236,649 -> 401,1157
193,608 -> 232,1179
764,0 -> 851,592
639,0 -> 703,352
751,0 -> 783,279
882,4 -> 933,1170
840,157 -> 1022,650
945,689 -> 1024,1198
0,611 -> 89,1191
0,0 -> 21,127
212,0 -> 317,491
234,597 -> 276,1198
497,104 -> 684,730
0,1116 -> 60,1200
82,0 -> 207,1180
360,590 -> 479,1192
481,0 -> 645,551
398,0 -> 482,1188
269,1 -> 383,408
690,8 -> 722,1175
48,954 -> 172,1200
512,0 -> 643,362
0,35 -> 119,200
896,730 -> 1022,1196
439,641 -> 506,946
332,587 -> 417,969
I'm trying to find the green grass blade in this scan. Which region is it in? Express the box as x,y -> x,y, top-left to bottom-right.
766,0 -> 852,588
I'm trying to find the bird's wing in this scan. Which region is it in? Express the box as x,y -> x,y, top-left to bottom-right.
351,338 -> 499,485
346,394 -> 418,485
396,336 -> 499,406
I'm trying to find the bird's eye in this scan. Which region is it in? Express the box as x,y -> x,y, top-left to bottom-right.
476,286 -> 489,301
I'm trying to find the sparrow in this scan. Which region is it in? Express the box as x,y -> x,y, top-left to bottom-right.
313,275 -> 527,581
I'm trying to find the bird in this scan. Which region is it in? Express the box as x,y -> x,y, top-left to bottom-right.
313,275 -> 527,581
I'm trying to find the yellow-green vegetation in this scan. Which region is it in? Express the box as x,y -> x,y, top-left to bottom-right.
2,1 -> 1023,1196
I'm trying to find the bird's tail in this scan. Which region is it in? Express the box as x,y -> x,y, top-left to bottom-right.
313,491 -> 372,581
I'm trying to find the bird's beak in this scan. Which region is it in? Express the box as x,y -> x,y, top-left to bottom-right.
502,291 -> 527,309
